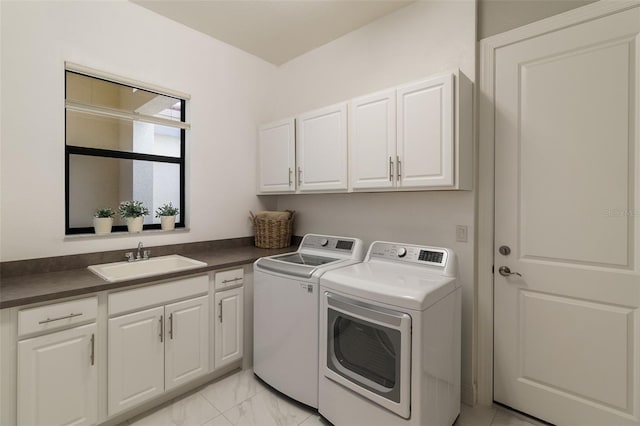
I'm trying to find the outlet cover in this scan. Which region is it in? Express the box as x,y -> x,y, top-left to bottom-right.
456,225 -> 468,243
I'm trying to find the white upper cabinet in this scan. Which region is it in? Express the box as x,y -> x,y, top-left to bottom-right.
257,118 -> 296,194
296,103 -> 348,192
350,71 -> 471,191
397,74 -> 454,188
349,89 -> 396,190
396,72 -> 471,190
256,70 -> 471,194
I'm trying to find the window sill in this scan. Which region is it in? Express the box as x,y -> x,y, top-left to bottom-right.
64,227 -> 191,242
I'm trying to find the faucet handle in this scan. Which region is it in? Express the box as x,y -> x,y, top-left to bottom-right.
125,252 -> 134,262
143,250 -> 151,260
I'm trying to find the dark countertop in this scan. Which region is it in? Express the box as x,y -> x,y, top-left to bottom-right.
0,245 -> 294,309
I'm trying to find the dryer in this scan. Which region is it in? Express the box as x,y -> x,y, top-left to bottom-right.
253,234 -> 364,408
319,241 -> 461,426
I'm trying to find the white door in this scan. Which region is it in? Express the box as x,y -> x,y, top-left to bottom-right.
165,296 -> 209,390
108,306 -> 164,415
257,118 -> 296,193
215,287 -> 243,368
18,323 -> 97,426
493,6 -> 640,425
349,89 -> 397,190
397,74 -> 454,189
296,103 -> 348,192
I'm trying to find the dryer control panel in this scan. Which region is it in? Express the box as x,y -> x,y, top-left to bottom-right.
366,241 -> 456,277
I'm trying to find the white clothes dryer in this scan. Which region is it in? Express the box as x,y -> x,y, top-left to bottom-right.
253,234 -> 364,408
319,241 -> 461,426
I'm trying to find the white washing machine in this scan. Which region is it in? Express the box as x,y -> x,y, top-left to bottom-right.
319,241 -> 461,426
253,234 -> 364,408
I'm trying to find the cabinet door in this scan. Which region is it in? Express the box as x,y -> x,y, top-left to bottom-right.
108,306 -> 164,416
214,287 -> 244,368
397,74 -> 454,188
349,90 -> 397,190
296,103 -> 348,192
165,296 -> 209,391
257,118 -> 296,194
18,323 -> 97,426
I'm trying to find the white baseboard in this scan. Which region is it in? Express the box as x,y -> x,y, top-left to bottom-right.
461,382 -> 476,406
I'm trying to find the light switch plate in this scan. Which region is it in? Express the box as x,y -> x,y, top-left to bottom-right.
456,225 -> 468,243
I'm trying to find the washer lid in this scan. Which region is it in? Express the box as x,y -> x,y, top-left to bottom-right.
255,234 -> 365,279
256,253 -> 342,279
273,252 -> 339,266
320,262 -> 458,310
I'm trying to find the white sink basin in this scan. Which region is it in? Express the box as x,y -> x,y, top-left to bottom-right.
88,254 -> 207,282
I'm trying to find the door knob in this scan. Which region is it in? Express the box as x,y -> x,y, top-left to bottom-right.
498,266 -> 521,277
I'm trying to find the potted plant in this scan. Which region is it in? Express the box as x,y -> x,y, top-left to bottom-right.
156,202 -> 180,231
93,207 -> 115,235
118,200 -> 149,233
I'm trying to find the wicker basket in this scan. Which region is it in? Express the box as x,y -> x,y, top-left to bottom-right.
250,210 -> 295,249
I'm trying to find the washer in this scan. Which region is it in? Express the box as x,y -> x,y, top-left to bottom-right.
253,234 -> 364,408
319,241 -> 461,426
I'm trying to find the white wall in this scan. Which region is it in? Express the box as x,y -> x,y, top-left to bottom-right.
477,0 -> 597,39
267,1 -> 477,403
0,0 -> 276,261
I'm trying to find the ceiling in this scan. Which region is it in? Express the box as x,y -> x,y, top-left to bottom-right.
132,1 -> 414,65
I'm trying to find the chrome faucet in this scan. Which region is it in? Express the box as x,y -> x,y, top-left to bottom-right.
125,242 -> 150,262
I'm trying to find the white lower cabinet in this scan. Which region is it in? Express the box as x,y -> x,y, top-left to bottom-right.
18,322 -> 98,426
4,270 -> 248,425
108,306 -> 165,415
108,294 -> 209,416
165,296 -> 209,390
214,287 -> 243,368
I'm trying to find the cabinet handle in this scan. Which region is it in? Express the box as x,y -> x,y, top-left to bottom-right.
169,313 -> 174,340
297,167 -> 302,186
90,333 -> 95,366
288,168 -> 293,186
38,312 -> 82,324
396,156 -> 402,179
389,157 -> 394,181
159,315 -> 164,343
218,301 -> 223,323
222,277 -> 243,284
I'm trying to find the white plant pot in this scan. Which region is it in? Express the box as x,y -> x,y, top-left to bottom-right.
93,217 -> 113,235
160,215 -> 176,231
126,216 -> 144,233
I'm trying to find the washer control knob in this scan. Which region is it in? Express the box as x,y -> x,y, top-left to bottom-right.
320,239 -> 329,247
397,247 -> 407,258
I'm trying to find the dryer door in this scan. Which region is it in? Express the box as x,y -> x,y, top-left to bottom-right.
323,292 -> 411,419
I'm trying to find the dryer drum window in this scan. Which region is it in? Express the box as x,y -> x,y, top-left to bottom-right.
334,317 -> 397,388
327,308 -> 403,403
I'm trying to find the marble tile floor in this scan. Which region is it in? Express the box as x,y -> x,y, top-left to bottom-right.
121,368 -> 548,426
